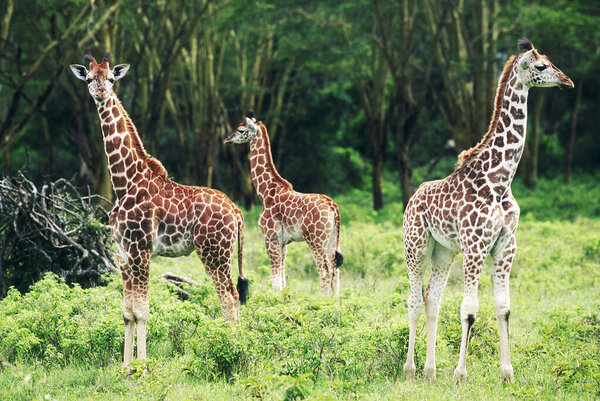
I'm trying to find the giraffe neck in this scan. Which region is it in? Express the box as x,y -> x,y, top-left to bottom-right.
462,58 -> 529,198
96,94 -> 167,200
249,123 -> 292,202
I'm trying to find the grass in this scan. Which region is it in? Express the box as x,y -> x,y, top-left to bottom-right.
0,175 -> 599,400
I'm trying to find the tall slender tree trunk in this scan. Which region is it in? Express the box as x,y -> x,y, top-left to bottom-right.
371,120 -> 385,211
565,78 -> 583,184
398,143 -> 413,210
522,91 -> 546,188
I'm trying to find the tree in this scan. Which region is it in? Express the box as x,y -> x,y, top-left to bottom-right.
423,0 -> 501,152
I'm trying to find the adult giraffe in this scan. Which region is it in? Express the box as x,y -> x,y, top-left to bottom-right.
402,40 -> 573,383
225,112 -> 343,296
70,54 -> 248,366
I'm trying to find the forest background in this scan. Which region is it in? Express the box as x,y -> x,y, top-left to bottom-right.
1,1 -> 600,399
1,0 -> 599,211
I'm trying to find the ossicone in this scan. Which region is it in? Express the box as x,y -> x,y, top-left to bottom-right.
83,54 -> 96,63
245,110 -> 255,119
518,38 -> 533,52
103,51 -> 112,62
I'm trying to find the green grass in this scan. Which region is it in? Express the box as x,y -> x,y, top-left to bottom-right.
0,176 -> 599,400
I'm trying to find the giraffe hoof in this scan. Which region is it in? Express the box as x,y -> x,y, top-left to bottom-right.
423,366 -> 436,381
403,363 -> 416,381
501,365 -> 514,383
453,368 -> 468,385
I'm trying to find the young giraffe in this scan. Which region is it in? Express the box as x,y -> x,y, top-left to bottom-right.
70,54 -> 248,366
402,40 -> 573,383
224,112 -> 343,296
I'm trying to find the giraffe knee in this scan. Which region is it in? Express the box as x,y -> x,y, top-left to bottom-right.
460,296 -> 479,319
123,310 -> 134,324
407,291 -> 423,315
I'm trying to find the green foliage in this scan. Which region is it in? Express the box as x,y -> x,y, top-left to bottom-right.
0,274 -> 123,365
0,177 -> 599,399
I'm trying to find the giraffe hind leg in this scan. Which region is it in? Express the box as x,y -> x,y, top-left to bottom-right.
403,215 -> 433,380
423,243 -> 456,380
491,235 -> 516,382
195,225 -> 240,320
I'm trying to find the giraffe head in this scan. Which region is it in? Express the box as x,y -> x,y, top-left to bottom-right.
516,39 -> 574,89
70,53 -> 130,104
224,111 -> 260,144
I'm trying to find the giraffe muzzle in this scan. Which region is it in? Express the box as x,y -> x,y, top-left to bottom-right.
558,78 -> 574,90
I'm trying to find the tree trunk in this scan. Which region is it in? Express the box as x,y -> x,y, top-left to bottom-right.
565,78 -> 583,184
398,142 -> 414,210
522,91 -> 546,188
371,120 -> 384,211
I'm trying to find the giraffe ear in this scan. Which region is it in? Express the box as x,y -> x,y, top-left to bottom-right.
245,117 -> 257,132
112,64 -> 130,81
519,53 -> 531,70
70,64 -> 89,81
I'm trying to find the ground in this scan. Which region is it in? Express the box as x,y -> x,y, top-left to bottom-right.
0,176 -> 598,400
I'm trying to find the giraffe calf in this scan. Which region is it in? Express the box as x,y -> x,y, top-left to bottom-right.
402,39 -> 573,384
225,112 -> 343,296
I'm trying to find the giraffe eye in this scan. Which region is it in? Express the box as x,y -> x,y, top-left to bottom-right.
237,129 -> 244,133
108,78 -> 115,83
535,64 -> 547,72
86,78 -> 93,84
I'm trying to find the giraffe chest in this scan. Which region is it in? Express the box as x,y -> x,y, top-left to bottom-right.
280,219 -> 304,244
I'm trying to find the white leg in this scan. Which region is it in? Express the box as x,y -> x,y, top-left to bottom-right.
453,251 -> 485,384
492,236 -> 516,382
122,269 -> 135,367
123,313 -> 135,366
134,300 -> 149,360
331,265 -> 340,296
423,244 -> 456,380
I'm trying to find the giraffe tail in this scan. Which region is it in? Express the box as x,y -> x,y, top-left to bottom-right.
333,202 -> 343,268
235,213 -> 249,305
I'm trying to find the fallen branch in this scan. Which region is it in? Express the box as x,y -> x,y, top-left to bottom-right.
157,272 -> 200,300
0,168 -> 117,296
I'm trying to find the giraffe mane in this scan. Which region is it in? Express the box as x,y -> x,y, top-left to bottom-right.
256,121 -> 293,190
115,98 -> 168,178
454,55 -> 518,170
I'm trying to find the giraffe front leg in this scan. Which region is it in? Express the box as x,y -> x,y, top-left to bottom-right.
492,236 -> 516,382
121,267 -> 135,367
423,244 -> 456,380
453,250 -> 485,384
265,239 -> 286,291
132,250 -> 151,361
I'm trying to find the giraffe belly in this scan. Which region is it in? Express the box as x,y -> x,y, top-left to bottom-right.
280,224 -> 303,245
152,231 -> 195,258
429,227 -> 461,253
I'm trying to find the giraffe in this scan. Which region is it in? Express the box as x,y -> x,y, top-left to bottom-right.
402,40 -> 573,383
224,112 -> 343,296
70,53 -> 249,366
